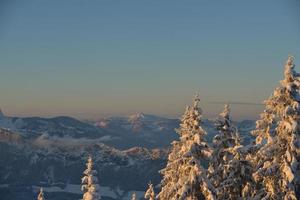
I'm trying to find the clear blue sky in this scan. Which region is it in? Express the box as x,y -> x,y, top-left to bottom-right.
0,0 -> 299,119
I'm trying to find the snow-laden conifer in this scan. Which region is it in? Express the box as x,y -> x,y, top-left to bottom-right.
208,105 -> 253,199
157,95 -> 216,200
37,188 -> 45,200
81,156 -> 101,200
131,192 -> 137,200
144,182 -> 155,200
251,56 -> 300,200
218,134 -> 254,200
208,104 -> 237,186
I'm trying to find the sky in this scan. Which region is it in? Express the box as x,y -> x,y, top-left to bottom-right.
0,0 -> 300,120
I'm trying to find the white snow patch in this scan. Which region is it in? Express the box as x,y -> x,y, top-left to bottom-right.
32,184 -> 145,200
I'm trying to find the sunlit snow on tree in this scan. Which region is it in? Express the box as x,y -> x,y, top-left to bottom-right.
131,192 -> 137,200
250,56 -> 300,200
157,95 -> 216,200
145,182 -> 155,200
81,156 -> 101,200
208,104 -> 253,199
37,188 -> 45,200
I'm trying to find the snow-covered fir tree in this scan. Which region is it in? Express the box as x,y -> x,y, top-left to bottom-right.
131,192 -> 137,200
37,188 -> 45,200
81,156 -> 101,200
144,182 -> 155,200
157,95 -> 216,200
208,105 -> 253,200
208,104 -> 237,187
217,134 -> 254,200
251,56 -> 300,199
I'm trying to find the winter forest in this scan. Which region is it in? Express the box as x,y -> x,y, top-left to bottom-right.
29,56 -> 300,200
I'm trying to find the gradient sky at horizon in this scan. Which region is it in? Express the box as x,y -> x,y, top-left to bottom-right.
0,0 -> 300,120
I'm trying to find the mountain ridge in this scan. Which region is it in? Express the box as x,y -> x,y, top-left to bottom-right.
0,112 -> 256,200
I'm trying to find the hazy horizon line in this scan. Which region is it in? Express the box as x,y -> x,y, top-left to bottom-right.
0,106 -> 261,121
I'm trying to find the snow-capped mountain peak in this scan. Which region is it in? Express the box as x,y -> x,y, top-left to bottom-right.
128,113 -> 145,121
127,113 -> 170,123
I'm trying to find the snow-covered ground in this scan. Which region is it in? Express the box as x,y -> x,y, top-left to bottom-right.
32,184 -> 145,200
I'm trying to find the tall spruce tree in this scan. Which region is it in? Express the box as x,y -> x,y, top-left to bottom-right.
208,104 -> 237,187
131,192 -> 137,200
37,188 -> 45,200
218,134 -> 254,200
208,105 -> 253,200
81,156 -> 101,200
251,56 -> 300,199
145,183 -> 155,200
157,95 -> 215,200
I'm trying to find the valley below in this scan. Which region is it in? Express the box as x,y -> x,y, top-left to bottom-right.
0,112 -> 255,200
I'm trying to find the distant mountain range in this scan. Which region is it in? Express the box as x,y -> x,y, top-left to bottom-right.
0,111 -> 256,200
